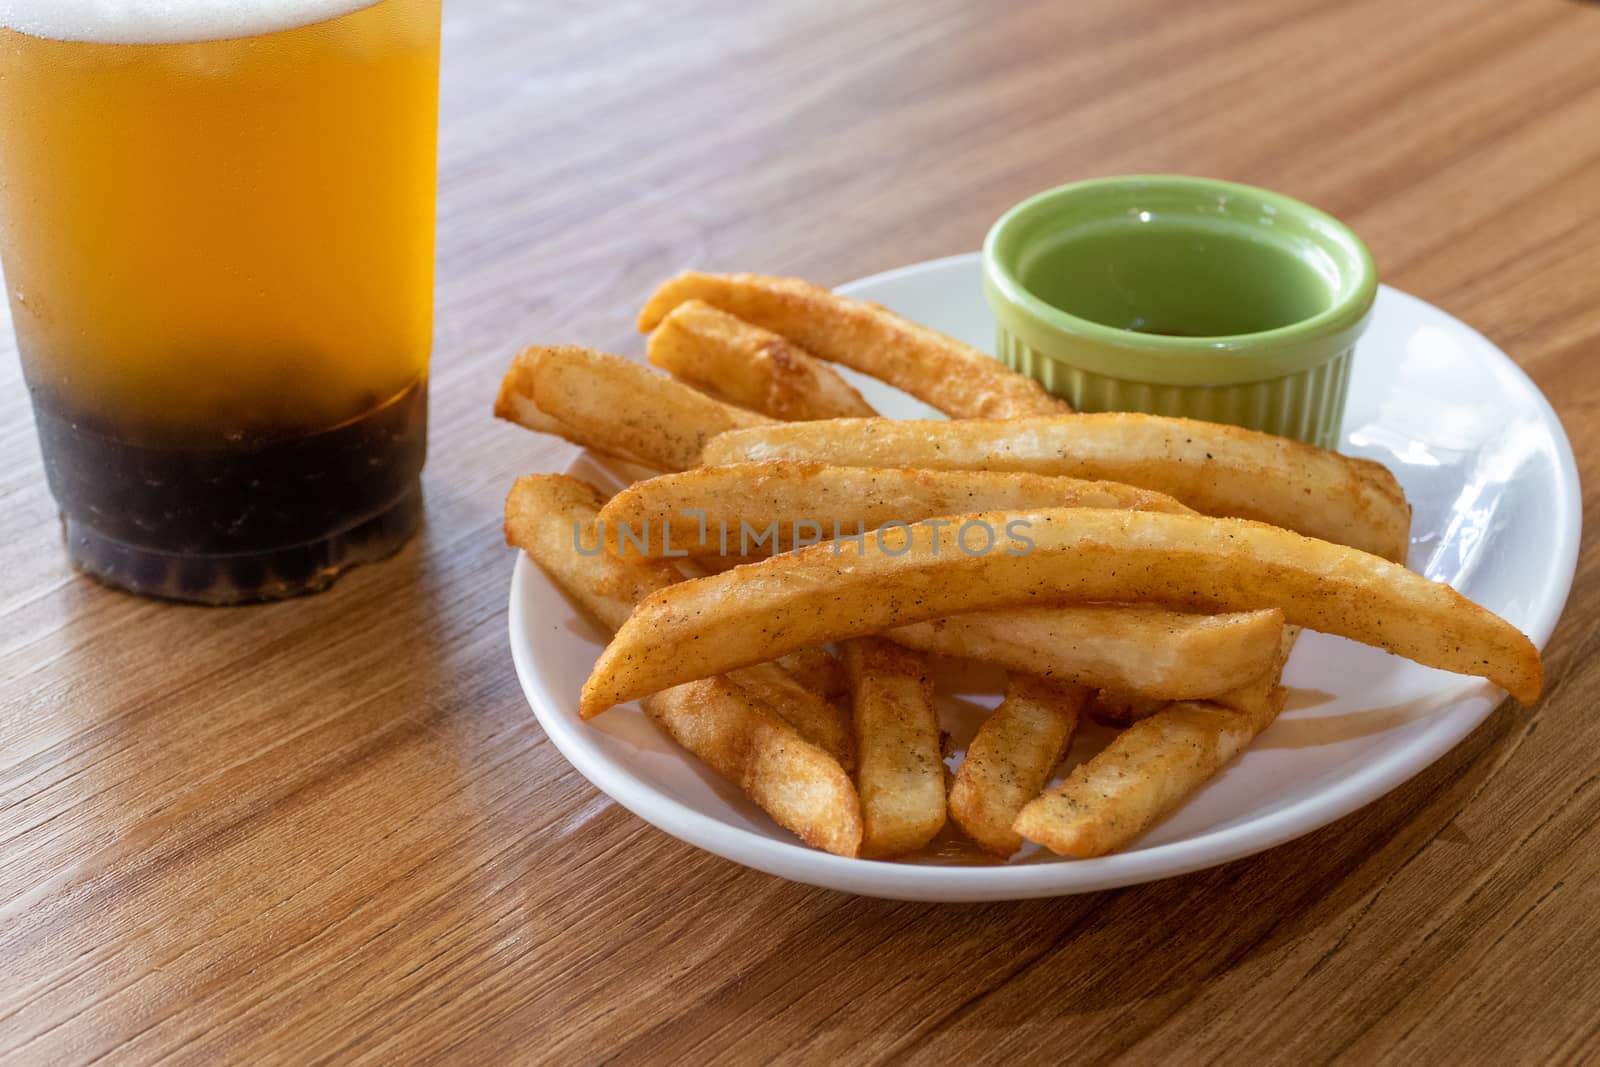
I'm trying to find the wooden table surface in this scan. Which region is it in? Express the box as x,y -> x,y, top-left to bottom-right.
4,0 -> 1599,1062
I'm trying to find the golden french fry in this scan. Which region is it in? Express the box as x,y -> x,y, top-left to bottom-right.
581,538 -> 858,765
723,659 -> 856,774
887,605 -> 1283,702
596,461 -> 1193,558
703,413 -> 1412,562
648,300 -> 877,421
644,677 -> 861,856
700,549 -> 1286,700
497,346 -> 772,472
1015,700 -> 1273,857
1014,628 -> 1302,858
504,473 -> 682,631
637,271 -> 1069,419
844,638 -> 946,858
949,676 -> 1086,857
773,646 -> 850,702
1082,616 -> 1294,722
691,553 -> 769,573
1085,690 -> 1167,728
698,563 -> 851,702
492,346 -> 590,444
505,474 -> 854,768
1208,631 -> 1302,719
504,473 -> 862,855
580,508 -> 1540,717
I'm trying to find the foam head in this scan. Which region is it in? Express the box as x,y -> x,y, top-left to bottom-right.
0,0 -> 381,44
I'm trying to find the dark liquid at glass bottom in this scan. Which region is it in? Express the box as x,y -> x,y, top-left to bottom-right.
33,380 -> 427,605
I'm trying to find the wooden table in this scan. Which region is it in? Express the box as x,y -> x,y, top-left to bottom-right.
4,0 -> 1598,1061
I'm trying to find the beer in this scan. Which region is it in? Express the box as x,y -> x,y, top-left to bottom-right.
0,0 -> 440,602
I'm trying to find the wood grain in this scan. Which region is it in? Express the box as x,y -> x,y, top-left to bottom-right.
3,0 -> 1599,1062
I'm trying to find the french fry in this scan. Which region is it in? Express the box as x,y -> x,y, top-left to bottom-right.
648,300 -> 877,420
698,543 -> 1287,701
504,472 -> 681,631
492,346 -> 590,445
1083,617 -> 1294,723
579,507 -> 1541,717
644,677 -> 861,857
887,605 -> 1284,703
505,477 -> 852,767
637,271 -> 1069,419
504,473 -> 862,855
773,646 -> 850,702
703,413 -> 1412,562
692,558 -> 850,704
1085,690 -> 1166,728
691,553 -> 769,574
1208,631 -> 1302,720
949,676 -> 1086,857
1014,628 -> 1302,857
1015,701 -> 1272,857
596,461 -> 1193,558
495,346 -> 772,472
844,638 -> 946,858
722,659 -> 856,774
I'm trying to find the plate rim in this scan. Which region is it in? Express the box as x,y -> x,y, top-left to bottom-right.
506,253 -> 1581,901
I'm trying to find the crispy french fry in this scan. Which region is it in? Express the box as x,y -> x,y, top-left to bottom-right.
699,546 -> 1286,700
773,646 -> 850,702
697,553 -> 852,703
580,508 -> 1541,717
723,659 -> 856,774
649,300 -> 877,421
691,553 -> 768,574
887,605 -> 1284,702
597,461 -> 1193,558
1015,700 -> 1271,857
700,557 -> 867,699
1014,628 -> 1302,857
844,638 -> 946,858
492,346 -> 589,443
504,474 -> 862,854
1208,632 -> 1302,719
638,271 -> 1069,419
949,676 -> 1086,857
644,677 -> 861,856
703,413 -> 1412,562
496,346 -> 772,472
1082,617 -> 1295,722
535,531 -> 854,768
503,416 -> 1287,707
504,473 -> 681,631
503,476 -> 852,767
1085,690 -> 1167,728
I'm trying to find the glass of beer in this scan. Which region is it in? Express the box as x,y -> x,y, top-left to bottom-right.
0,0 -> 441,603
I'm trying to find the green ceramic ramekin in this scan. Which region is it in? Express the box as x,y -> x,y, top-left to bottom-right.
982,176 -> 1377,448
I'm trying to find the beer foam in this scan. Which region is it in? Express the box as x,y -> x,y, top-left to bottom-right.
0,0 -> 382,44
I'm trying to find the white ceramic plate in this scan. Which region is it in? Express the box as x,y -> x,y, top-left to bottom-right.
508,253 -> 1579,902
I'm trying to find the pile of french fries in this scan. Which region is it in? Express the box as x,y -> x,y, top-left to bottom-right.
497,271 -> 1543,861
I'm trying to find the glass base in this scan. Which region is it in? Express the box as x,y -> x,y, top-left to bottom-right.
62,484 -> 422,605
